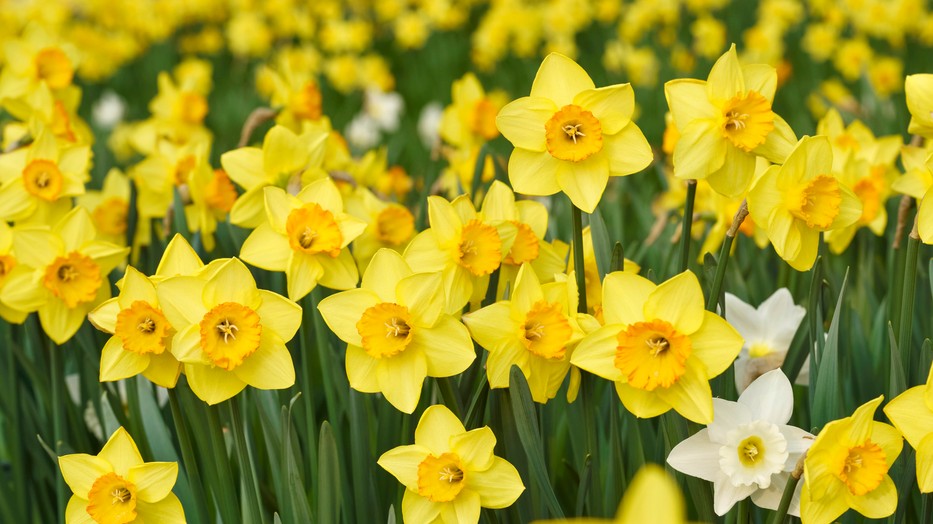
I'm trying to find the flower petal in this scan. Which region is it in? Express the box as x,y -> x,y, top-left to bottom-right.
570,324 -> 624,382
377,347 -> 428,414
615,381 -> 671,419
59,454 -> 111,497
690,312 -> 744,378
666,428 -> 722,482
555,152 -> 609,214
738,369 -> 793,425
136,492 -> 186,524
256,290 -> 302,342
184,363 -> 246,405
233,333 -> 295,390
574,85 -> 633,135
317,289 -> 380,346
507,148 -> 561,196
346,345 -> 381,393
530,53 -> 594,107
496,97 -> 554,152
128,462 -> 178,503
644,271 -> 705,334
415,405 -> 466,454
450,426 -> 496,471
467,457 -> 525,508
411,316 -> 475,378
239,223 -> 290,271
657,364 -> 714,424
99,427 -> 144,477
100,336 -> 149,382
377,444 -> 428,490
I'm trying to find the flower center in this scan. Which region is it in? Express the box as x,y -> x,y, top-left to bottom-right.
748,342 -> 774,358
92,197 -> 130,237
417,452 -> 467,503
34,47 -> 73,89
176,92 -> 208,125
205,169 -> 238,214
115,301 -> 171,355
503,221 -> 540,265
376,206 -> 415,246
0,254 -> 15,284
356,302 -> 414,358
545,104 -> 603,162
457,219 -> 502,276
614,319 -> 692,391
173,155 -> 197,186
738,436 -> 764,466
43,252 -> 102,308
471,98 -> 500,141
787,174 -> 842,230
834,133 -> 860,152
285,203 -> 344,257
86,472 -> 137,524
719,420 -> 789,488
22,159 -> 64,202
837,440 -> 888,496
198,302 -> 262,370
720,91 -> 774,151
290,81 -> 323,121
521,300 -> 572,360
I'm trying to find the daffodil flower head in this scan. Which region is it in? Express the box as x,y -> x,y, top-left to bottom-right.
318,249 -> 475,413
668,370 -> 814,516
496,53 -> 653,213
571,270 -> 743,423
345,186 -> 416,271
77,168 -> 131,247
664,44 -> 797,198
747,135 -> 863,271
802,396 -> 903,524
378,405 -> 524,522
905,74 -> 933,139
463,263 -> 585,403
58,427 -> 185,524
156,257 -> 301,405
0,221 -> 27,323
884,361 -> 933,493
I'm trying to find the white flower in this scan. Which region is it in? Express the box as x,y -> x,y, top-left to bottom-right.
726,288 -> 807,392
91,90 -> 126,129
667,370 -> 814,516
363,87 -> 404,132
418,101 -> 444,150
345,113 -> 381,151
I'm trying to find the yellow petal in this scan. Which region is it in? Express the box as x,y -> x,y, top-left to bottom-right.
845,474 -> 897,519
480,180 -> 517,222
486,340 -> 529,389
665,79 -> 718,131
606,124 -> 653,178
508,148 -> 561,196
615,381 -> 671,419
742,63 -> 777,101
286,253 -> 324,301
99,427 -> 144,477
142,351 -> 181,388
706,44 -> 744,103
263,125 -> 308,179
234,333 -> 295,389
690,312 -> 744,378
346,344 -> 381,393
656,364 -> 714,424
362,249 -> 412,302
570,324 -> 624,382
377,346 -> 428,414
229,185 -> 267,229
39,298 -> 87,344
754,114 -> 796,164
88,298 -> 120,334
100,336 -> 149,382
602,271 -> 654,326
298,176 -> 344,213
574,85 -> 633,135
451,426 -> 496,471
618,465 -> 686,524
318,289 -> 380,346
644,271 -> 704,335
403,230 -> 448,273
918,188 -> 933,245
156,234 -> 204,277
530,53 -> 595,107
468,457 -> 525,509
399,272 -> 445,327
410,316 -> 475,377
156,276 -> 207,328
12,228 -> 60,268
239,223 -> 290,271
257,289 -> 302,341
185,362 -> 246,405
800,481 -> 848,524
870,421 -> 904,466
59,454 -> 112,497
917,436 -> 933,493
377,444 -> 429,490
495,97 -> 554,152
786,224 -> 819,272
136,493 -> 186,524
220,147 -> 264,189
317,249 -> 360,290
706,145 -> 756,198
127,462 -> 178,503
427,196 -> 462,244
402,488 -> 441,522
262,186 -> 293,233
65,495 -> 96,524
884,386 -> 933,447
829,183 -> 863,230
672,121 -> 726,180
462,302 -> 515,350
556,152 -> 610,214
415,404 -> 466,454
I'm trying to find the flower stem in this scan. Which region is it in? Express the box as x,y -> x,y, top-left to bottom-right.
227,395 -> 265,524
768,453 -> 805,524
736,498 -> 749,524
49,340 -> 64,524
897,216 -> 920,381
206,401 -> 241,524
678,180 -> 697,272
435,377 -> 462,418
168,389 -> 211,524
706,201 -> 748,312
570,202 -> 587,313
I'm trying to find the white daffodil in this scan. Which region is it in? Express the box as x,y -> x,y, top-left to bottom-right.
364,87 -> 404,132
725,288 -> 807,392
667,370 -> 814,516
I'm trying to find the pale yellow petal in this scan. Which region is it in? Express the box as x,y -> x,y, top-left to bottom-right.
415,404 -> 466,454
571,324 -> 624,382
99,427 -> 144,477
410,317 -> 475,377
530,53 -> 595,107
100,336 -> 149,382
495,97 -> 554,152
127,462 -> 178,503
346,344 -> 381,393
377,347 -> 428,414
185,363 -> 246,405
317,289 -> 380,346
644,271 -> 705,334
508,148 -> 561,196
234,333 -> 295,389
574,84 -> 633,135
239,223 -> 289,271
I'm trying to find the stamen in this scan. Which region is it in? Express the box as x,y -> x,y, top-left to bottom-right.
646,336 -> 669,356
562,123 -> 586,144
36,171 -> 51,188
111,487 -> 131,504
57,264 -> 78,282
217,318 -> 239,343
384,317 -> 410,338
725,111 -> 748,131
438,465 -> 464,483
299,227 -> 317,249
137,317 -> 155,334
743,443 -> 759,461
525,322 -> 545,341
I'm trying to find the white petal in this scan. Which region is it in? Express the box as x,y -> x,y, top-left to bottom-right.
723,292 -> 761,343
758,288 -> 805,351
708,399 -> 751,442
738,369 -> 793,425
713,476 -> 756,516
666,428 -> 722,482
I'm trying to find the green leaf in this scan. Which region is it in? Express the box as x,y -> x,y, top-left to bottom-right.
812,268 -> 849,428
588,207 -> 612,281
887,323 -> 907,399
317,421 -> 342,524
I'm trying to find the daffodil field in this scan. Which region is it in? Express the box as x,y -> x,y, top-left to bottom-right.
6,1 -> 933,523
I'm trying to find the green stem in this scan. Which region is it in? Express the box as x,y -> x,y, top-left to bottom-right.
168,389 -> 211,524
580,374 -> 601,515
227,396 -> 265,524
706,201 -> 747,312
206,402 -> 241,524
435,377 -> 462,418
49,339 -> 65,524
736,498 -> 749,524
298,297 -> 319,477
922,492 -> 933,524
570,203 -> 587,314
768,471 -> 801,524
678,180 -> 697,273
898,227 -> 920,381
124,377 -> 153,459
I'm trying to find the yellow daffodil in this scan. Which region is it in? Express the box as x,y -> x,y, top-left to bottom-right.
59,427 -> 185,524
0,24 -> 79,108
239,177 -> 366,300
345,186 -> 416,271
567,225 -> 639,321
747,136 -> 862,271
463,264 -> 586,403
260,59 -> 324,130
378,405 -> 524,522
2,207 -> 128,344
0,127 -> 88,224
802,396 -> 903,524
132,138 -> 211,221
440,72 -> 504,149
184,166 -> 238,253
571,270 -> 742,423
496,52 -> 653,212
534,464 -> 688,524
884,361 -> 933,493
905,74 -> 933,138
318,249 -> 475,413
88,266 -> 181,388
77,168 -> 131,247
156,257 -> 301,405
893,146 -> 933,244
404,194 -> 516,313
221,124 -> 328,228
664,44 -> 797,197
0,222 -> 28,323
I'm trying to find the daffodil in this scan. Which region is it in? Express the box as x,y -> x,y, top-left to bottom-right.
893,146 -> 933,244
239,177 -> 366,300
184,167 -> 238,252
260,58 -> 324,130
496,52 -> 653,212
567,225 -> 639,321
88,266 -> 181,388
1,207 -> 128,344
131,138 -> 211,221
58,427 -> 185,524
317,249 -> 475,413
747,136 -> 862,271
725,289 -> 807,392
664,44 -> 797,197
905,74 -> 933,138
77,168 -> 131,247
404,194 -> 516,313
534,464 -> 689,524
0,24 -> 79,108
571,270 -> 743,423
221,125 -> 328,228
0,127 -> 88,224
801,396 -> 903,524
378,405 -> 524,523
156,257 -> 301,405
668,370 -> 814,515
345,186 -> 416,271
883,361 -> 933,493
0,222 -> 28,323
463,264 -> 586,403
440,72 -> 504,149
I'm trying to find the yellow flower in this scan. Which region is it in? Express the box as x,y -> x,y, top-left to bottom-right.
747,136 -> 862,271
59,427 -> 185,524
440,73 -> 505,148
0,127 -> 88,224
378,405 -> 524,522
345,186 -> 416,271
664,44 -> 797,197
239,177 -> 366,300
404,194 -> 516,314
185,166 -> 238,253
318,249 -> 475,413
0,222 -> 28,324
571,270 -> 742,423
567,225 -> 639,320
88,266 -> 182,388
906,74 -> 933,138
534,464 -> 688,524
156,257 -> 301,405
221,125 -> 328,228
77,168 -> 131,247
0,24 -> 79,110
132,138 -> 211,221
802,397 -> 903,524
496,52 -> 653,212
1,207 -> 128,344
884,361 -> 933,493
893,146 -> 933,244
463,264 -> 586,403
